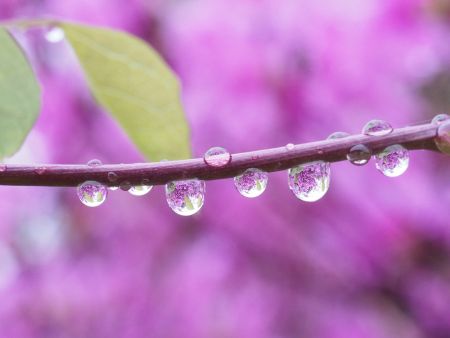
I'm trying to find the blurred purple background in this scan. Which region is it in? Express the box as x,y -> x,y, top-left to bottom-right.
1,0 -> 450,337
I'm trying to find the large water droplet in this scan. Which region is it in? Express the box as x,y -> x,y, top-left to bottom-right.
288,161 -> 330,202
327,131 -> 350,140
234,168 -> 268,198
165,179 -> 205,216
45,27 -> 65,43
362,120 -> 393,136
87,159 -> 102,167
203,147 -> 231,167
432,113 -> 450,125
375,144 -> 409,177
435,121 -> 450,155
347,144 -> 371,166
129,183 -> 153,196
77,181 -> 107,207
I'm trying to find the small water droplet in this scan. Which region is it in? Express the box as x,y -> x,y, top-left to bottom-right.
109,186 -> 119,191
288,161 -> 330,202
375,144 -> 409,177
0,164 -> 7,172
129,183 -> 153,196
432,113 -> 450,125
347,144 -> 371,166
285,143 -> 295,150
165,179 -> 205,216
327,131 -> 350,140
77,181 -> 107,207
435,121 -> 450,155
87,159 -> 102,167
234,168 -> 268,198
107,171 -> 118,182
362,120 -> 393,136
45,27 -> 65,43
34,167 -> 46,175
120,181 -> 132,191
203,147 -> 231,167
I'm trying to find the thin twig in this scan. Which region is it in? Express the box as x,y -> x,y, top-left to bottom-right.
0,123 -> 440,187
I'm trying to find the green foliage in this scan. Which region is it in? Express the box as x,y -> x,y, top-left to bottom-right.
59,22 -> 191,161
0,28 -> 40,159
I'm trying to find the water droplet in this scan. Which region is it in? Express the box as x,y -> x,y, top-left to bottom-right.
165,179 -> 205,216
432,113 -> 450,125
362,120 -> 393,136
435,121 -> 450,155
285,143 -> 295,150
288,161 -> 330,202
347,144 -> 371,166
109,186 -> 119,191
129,183 -> 153,196
87,159 -> 102,167
327,131 -> 350,140
234,168 -> 268,198
0,164 -> 7,172
77,181 -> 107,207
45,27 -> 65,43
107,171 -> 118,182
120,181 -> 132,191
375,144 -> 409,177
203,147 -> 231,167
34,167 -> 46,175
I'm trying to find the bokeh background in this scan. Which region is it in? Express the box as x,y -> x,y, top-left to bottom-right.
1,0 -> 450,337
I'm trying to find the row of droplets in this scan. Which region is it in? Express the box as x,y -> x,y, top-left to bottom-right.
77,115 -> 450,216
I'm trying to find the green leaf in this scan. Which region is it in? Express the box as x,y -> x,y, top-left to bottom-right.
59,22 -> 191,161
0,28 -> 40,159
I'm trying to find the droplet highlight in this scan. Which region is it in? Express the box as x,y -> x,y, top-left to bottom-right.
87,159 -> 102,167
288,161 -> 330,202
165,179 -> 205,216
285,143 -> 295,150
109,186 -> 119,191
375,144 -> 409,177
362,120 -> 393,136
0,164 -> 7,172
327,131 -> 350,140
203,147 -> 231,167
77,181 -> 107,207
435,121 -> 450,155
45,27 -> 65,43
234,168 -> 268,198
347,144 -> 371,166
432,113 -> 450,125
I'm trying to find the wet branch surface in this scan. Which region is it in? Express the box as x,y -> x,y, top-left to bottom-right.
0,123 -> 439,187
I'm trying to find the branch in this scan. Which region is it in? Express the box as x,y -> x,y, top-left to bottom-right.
0,123 -> 440,187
